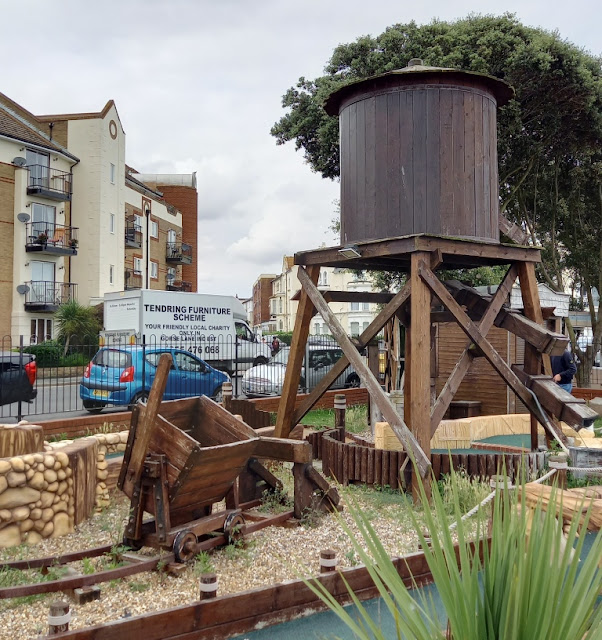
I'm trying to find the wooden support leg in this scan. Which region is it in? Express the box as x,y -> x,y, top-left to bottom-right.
293,463 -> 313,519
410,252 -> 432,502
275,265 -> 320,438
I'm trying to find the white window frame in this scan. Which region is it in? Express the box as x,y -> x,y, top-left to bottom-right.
134,214 -> 143,231
133,257 -> 143,274
110,163 -> 116,184
350,322 -> 360,336
109,213 -> 115,234
150,261 -> 158,279
150,220 -> 159,238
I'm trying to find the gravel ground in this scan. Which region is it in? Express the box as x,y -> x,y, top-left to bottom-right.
0,465 -> 426,640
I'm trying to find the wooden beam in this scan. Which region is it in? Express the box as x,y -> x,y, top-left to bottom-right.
499,213 -> 531,245
274,265 -> 320,438
297,267 -> 431,477
292,281 -> 412,425
254,437 -> 312,464
417,261 -> 569,453
430,265 -> 518,434
410,252 -> 432,498
291,289 -> 395,304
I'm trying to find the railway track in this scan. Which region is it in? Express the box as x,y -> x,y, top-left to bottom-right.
0,509 -> 294,599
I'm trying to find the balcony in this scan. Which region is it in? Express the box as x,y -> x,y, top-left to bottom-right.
125,269 -> 143,290
166,280 -> 192,292
166,241 -> 192,264
25,223 -> 78,256
26,165 -> 72,202
24,281 -> 77,313
125,218 -> 142,248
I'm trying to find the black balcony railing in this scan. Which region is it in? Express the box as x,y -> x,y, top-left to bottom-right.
24,281 -> 77,312
125,218 -> 142,248
26,165 -> 72,201
125,269 -> 143,290
166,280 -> 192,292
166,241 -> 192,264
25,222 -> 78,255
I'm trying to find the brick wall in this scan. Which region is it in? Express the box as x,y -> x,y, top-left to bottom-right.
152,185 -> 198,292
0,162 -> 15,338
253,277 -> 274,327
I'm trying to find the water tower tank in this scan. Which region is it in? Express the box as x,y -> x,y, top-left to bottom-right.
325,60 -> 513,246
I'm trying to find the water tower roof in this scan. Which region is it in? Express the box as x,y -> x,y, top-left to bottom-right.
324,59 -> 514,116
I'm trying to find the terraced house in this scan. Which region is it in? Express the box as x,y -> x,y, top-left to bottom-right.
0,92 -> 198,345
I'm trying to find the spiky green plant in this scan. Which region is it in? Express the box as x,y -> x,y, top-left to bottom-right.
305,469 -> 602,639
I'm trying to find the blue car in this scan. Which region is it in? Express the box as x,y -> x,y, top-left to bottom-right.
80,346 -> 230,413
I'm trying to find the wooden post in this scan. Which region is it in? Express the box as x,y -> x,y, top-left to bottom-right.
275,265 -> 320,438
368,342 -> 381,432
222,381 -> 233,411
548,454 -> 568,490
319,549 -> 337,573
410,252 -> 432,502
48,600 -> 71,634
199,573 -> 218,600
334,394 -> 346,440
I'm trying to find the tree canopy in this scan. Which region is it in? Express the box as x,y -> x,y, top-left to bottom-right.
272,14 -> 602,382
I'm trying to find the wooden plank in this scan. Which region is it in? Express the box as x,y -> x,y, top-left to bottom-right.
275,265 -> 320,438
254,437 -> 312,464
367,446 -> 374,486
431,453 -> 441,482
499,213 -> 530,245
418,260 -> 569,453
374,448 -> 382,487
381,446 -> 389,487
122,354 -> 173,497
430,265 -> 518,434
297,267 -> 431,476
468,454 -> 478,479
292,281 -> 411,425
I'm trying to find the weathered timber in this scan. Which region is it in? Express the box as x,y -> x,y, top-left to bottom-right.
511,367 -> 597,429
297,266 -> 431,476
445,279 -> 568,356
290,289 -> 395,304
254,437 -> 312,464
417,261 -> 569,453
292,280 -> 411,425
275,265 -> 320,438
430,265 -> 518,434
499,214 -> 531,245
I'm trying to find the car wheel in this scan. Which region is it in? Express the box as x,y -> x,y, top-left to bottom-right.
346,374 -> 361,388
129,391 -> 149,410
83,399 -> 106,414
253,356 -> 269,366
212,385 -> 223,403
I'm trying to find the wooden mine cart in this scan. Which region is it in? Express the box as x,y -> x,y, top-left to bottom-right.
118,354 -> 338,562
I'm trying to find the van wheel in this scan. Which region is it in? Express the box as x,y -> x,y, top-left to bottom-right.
83,400 -> 106,414
346,374 -> 361,388
129,391 -> 149,410
253,356 -> 269,366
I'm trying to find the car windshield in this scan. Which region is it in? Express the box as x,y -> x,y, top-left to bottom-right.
270,348 -> 290,365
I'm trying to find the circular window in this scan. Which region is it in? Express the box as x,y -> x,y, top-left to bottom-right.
109,120 -> 118,140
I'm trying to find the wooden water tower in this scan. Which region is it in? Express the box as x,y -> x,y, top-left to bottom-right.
274,60 -> 595,494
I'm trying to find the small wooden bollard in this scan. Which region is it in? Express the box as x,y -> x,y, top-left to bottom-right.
199,572 -> 218,600
334,394 -> 346,440
319,549 -> 337,573
222,381 -> 233,410
548,453 -> 569,490
48,600 -> 71,635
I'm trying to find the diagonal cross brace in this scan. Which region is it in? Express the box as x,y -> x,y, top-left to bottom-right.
297,267 -> 431,477
430,264 -> 518,434
417,261 -> 569,454
292,280 -> 412,425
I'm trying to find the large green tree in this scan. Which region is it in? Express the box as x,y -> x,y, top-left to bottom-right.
272,14 -> 602,384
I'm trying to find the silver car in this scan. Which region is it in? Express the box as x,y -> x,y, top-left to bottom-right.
242,344 -> 360,397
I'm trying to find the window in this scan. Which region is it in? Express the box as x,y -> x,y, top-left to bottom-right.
134,214 -> 143,231
109,213 -> 115,234
235,322 -> 253,341
279,298 -> 283,313
133,257 -> 143,274
318,271 -> 328,286
362,302 -> 370,311
350,322 -> 360,336
167,229 -> 177,244
26,150 -> 50,189
30,318 -> 52,344
31,203 -> 56,238
109,265 -> 114,285
150,261 -> 158,279
167,267 -> 176,284
350,301 -> 359,311
314,324 -> 321,335
363,321 -> 369,332
150,220 -> 158,238
110,163 -> 116,184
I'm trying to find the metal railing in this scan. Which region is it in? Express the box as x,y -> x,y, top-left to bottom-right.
124,269 -> 143,290
166,280 -> 192,292
125,218 -> 142,247
25,222 -> 78,251
166,241 -> 192,264
24,281 -> 77,308
26,165 -> 72,199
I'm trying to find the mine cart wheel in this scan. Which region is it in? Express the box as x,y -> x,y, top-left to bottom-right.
223,513 -> 245,545
122,535 -> 143,551
173,530 -> 198,563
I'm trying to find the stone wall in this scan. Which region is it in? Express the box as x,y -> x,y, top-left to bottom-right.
92,431 -> 128,509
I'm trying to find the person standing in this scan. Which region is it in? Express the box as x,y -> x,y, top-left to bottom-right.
550,348 -> 577,393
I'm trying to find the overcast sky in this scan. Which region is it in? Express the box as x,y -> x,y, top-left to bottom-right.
1,0 -> 599,297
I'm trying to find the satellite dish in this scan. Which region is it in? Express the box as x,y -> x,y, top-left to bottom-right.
17,213 -> 30,223
16,284 -> 30,295
12,157 -> 27,167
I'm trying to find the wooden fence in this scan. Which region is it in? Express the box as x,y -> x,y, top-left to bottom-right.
307,429 -> 545,489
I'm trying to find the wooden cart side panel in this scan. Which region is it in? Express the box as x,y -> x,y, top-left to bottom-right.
148,415 -> 200,472
194,397 -> 258,446
151,397 -> 203,435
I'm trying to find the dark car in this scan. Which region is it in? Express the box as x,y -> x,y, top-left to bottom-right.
0,352 -> 37,406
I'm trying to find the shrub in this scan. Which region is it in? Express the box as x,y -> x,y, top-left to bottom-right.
24,340 -> 62,367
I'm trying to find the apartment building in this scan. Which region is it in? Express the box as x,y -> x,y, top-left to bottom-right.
268,256 -> 378,336
0,92 -> 197,344
252,274 -> 278,332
